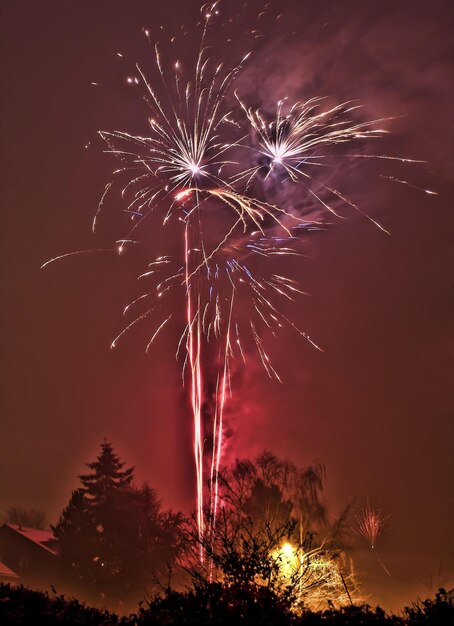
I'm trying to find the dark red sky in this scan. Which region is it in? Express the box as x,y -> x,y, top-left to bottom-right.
1,0 -> 453,610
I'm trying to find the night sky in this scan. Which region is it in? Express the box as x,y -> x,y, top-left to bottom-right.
1,0 -> 453,610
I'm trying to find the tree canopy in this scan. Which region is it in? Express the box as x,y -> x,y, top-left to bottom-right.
183,452 -> 357,612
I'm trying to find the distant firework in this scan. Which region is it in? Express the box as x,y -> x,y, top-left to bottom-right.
356,504 -> 389,549
43,1 -> 433,550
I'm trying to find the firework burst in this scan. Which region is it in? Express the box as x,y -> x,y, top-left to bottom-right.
356,504 -> 389,549
89,4 -> 329,544
43,2 -> 432,550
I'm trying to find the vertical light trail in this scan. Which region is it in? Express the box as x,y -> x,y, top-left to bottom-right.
185,222 -> 204,556
210,373 -> 221,518
211,282 -> 235,529
212,362 -> 227,522
196,308 -> 204,550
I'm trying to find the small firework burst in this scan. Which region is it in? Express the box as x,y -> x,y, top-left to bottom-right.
356,504 -> 389,549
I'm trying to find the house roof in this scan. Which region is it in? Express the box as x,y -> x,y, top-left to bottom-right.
4,524 -> 58,556
0,560 -> 19,579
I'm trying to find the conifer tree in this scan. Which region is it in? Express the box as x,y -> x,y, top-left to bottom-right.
54,440 -> 184,608
53,489 -> 91,590
79,439 -> 134,501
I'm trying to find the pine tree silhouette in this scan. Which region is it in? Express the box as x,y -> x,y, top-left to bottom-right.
53,440 -> 183,609
79,439 -> 134,500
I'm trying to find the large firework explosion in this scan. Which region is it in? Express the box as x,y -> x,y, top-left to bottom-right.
44,1 -> 433,550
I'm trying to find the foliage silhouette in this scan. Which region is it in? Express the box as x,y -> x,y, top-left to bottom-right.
1,584 -> 453,626
3,507 -> 48,530
53,441 -> 184,609
180,452 -> 357,612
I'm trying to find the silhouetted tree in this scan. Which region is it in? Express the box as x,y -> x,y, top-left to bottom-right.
182,452 -> 356,612
53,488 -> 90,590
218,452 -> 327,536
79,440 -> 135,501
53,441 -> 184,609
3,507 -> 48,529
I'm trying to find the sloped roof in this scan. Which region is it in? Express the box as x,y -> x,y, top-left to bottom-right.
0,560 -> 19,579
4,524 -> 58,556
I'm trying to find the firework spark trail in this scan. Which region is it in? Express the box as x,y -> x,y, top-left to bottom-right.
185,221 -> 204,554
40,249 -> 115,270
376,556 -> 392,577
211,279 -> 235,531
379,174 -> 438,195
